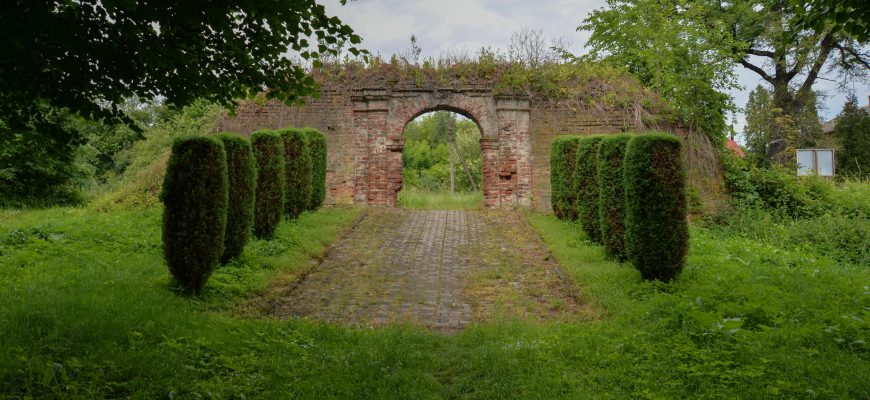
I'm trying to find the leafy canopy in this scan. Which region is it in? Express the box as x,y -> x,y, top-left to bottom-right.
581,0 -> 869,142
580,0 -> 741,138
0,0 -> 365,129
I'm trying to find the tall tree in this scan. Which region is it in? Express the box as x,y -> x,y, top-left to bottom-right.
0,1 -> 363,206
832,95 -> 870,179
581,0 -> 741,137
743,85 -> 823,165
581,0 -> 869,146
743,86 -> 778,164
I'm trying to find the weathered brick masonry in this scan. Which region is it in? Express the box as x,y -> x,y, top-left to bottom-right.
215,70 -> 723,211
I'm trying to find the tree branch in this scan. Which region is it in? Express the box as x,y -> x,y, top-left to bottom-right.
746,48 -> 775,59
785,32 -> 829,82
833,43 -> 870,70
798,34 -> 835,96
739,58 -> 775,84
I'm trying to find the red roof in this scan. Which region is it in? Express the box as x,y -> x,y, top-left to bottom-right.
726,137 -> 745,157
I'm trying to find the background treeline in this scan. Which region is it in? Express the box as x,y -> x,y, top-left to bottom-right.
0,99 -> 222,208
743,89 -> 870,179
402,111 -> 482,193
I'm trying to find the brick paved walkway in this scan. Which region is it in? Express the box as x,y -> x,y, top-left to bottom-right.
268,209 -> 590,332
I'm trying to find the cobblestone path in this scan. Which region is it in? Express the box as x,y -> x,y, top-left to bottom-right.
267,209 -> 591,332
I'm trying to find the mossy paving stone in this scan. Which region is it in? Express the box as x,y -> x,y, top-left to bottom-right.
269,209 -> 596,332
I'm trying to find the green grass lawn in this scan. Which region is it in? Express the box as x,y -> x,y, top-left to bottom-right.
397,188 -> 483,210
0,205 -> 867,398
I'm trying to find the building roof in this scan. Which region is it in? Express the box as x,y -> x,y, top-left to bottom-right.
726,137 -> 745,157
822,95 -> 870,133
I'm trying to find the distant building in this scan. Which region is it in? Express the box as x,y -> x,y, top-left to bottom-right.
822,95 -> 870,133
725,136 -> 745,157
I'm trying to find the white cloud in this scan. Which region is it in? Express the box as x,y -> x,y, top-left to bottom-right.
324,0 -> 600,56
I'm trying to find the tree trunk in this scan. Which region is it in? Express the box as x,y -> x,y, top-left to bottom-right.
449,139 -> 455,195
453,141 -> 477,191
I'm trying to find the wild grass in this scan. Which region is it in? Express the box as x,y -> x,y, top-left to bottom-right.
1,190 -> 868,397
397,188 -> 483,210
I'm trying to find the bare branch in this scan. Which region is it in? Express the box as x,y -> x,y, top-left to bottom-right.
739,58 -> 775,83
746,48 -> 775,58
833,43 -> 870,70
508,27 -> 566,68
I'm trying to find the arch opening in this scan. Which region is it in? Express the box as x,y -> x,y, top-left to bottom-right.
397,110 -> 483,209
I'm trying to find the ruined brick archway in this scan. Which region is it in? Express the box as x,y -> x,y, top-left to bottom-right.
353,90 -> 530,208
214,65 -> 724,211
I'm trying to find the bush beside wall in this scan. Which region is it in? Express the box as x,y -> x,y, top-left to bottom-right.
251,130 -> 286,239
623,133 -> 688,281
304,128 -> 327,210
215,133 -> 257,264
550,135 -> 581,219
279,129 -> 312,219
575,135 -> 606,243
597,134 -> 632,261
160,136 -> 228,293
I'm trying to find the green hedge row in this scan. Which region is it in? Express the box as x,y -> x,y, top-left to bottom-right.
161,127 -> 329,293
597,134 -> 632,261
251,130 -> 286,240
305,128 -> 327,210
623,133 -> 688,281
575,135 -> 606,243
550,136 -> 581,220
215,133 -> 257,264
549,132 -> 688,281
161,136 -> 228,294
279,129 -> 312,219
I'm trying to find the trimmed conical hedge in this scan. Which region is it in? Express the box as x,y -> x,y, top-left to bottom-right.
550,135 -> 581,220
251,130 -> 286,240
575,135 -> 606,243
624,133 -> 688,281
161,135 -> 228,294
278,128 -> 312,219
304,128 -> 327,210
597,134 -> 632,261
215,132 -> 257,264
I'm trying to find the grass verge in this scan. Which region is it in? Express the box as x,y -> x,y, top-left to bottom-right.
397,188 -> 483,210
0,205 -> 867,398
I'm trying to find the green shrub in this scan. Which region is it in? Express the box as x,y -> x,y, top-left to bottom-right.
0,108 -> 88,208
304,128 -> 327,210
596,134 -> 632,261
574,135 -> 606,242
278,129 -> 312,219
550,135 -> 581,219
720,153 -> 848,219
623,133 -> 688,281
748,166 -> 828,219
251,130 -> 285,239
215,133 -> 257,264
828,178 -> 870,218
160,136 -> 228,293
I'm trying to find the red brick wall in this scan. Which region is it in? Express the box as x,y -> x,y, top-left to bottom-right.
215,85 -> 723,211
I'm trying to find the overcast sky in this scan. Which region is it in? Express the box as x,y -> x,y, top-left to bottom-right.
323,0 -> 869,140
